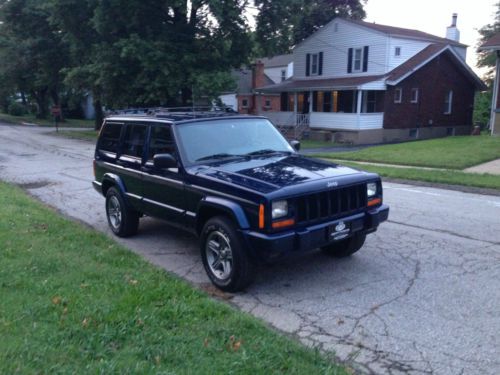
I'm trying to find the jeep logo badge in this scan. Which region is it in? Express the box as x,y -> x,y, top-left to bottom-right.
335,221 -> 346,232
327,181 -> 338,188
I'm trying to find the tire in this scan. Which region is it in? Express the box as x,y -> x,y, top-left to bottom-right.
321,233 -> 366,258
105,187 -> 139,237
200,216 -> 255,292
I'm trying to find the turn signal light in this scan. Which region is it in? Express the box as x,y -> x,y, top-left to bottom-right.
259,204 -> 265,229
367,198 -> 382,207
272,218 -> 295,229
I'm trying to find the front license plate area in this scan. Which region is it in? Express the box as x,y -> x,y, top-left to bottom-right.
327,220 -> 351,241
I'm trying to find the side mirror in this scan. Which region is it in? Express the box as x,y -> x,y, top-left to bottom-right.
153,153 -> 177,169
290,140 -> 301,152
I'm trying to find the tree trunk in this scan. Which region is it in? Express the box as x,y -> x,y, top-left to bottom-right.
93,97 -> 104,131
32,88 -> 49,119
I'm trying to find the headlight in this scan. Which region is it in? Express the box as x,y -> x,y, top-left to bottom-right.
272,200 -> 288,219
367,182 -> 377,197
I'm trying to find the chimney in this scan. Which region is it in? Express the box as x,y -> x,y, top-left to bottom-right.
446,13 -> 460,42
252,60 -> 266,89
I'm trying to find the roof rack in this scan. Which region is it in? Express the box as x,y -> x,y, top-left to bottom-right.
106,106 -> 238,120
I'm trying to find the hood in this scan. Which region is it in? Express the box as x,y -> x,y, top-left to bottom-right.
190,155 -> 361,193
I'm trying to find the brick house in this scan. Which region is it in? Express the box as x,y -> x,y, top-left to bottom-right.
219,54 -> 293,114
257,15 -> 486,144
479,33 -> 500,136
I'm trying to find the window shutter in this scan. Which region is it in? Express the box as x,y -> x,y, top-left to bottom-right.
318,52 -> 323,76
306,54 -> 311,76
363,46 -> 369,72
347,48 -> 353,73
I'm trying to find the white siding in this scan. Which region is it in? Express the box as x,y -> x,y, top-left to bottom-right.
265,67 -> 288,84
219,94 -> 237,110
293,19 -> 390,79
310,113 -> 383,130
387,37 -> 430,71
452,46 -> 467,61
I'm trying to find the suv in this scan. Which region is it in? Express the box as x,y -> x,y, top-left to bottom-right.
92,111 -> 389,291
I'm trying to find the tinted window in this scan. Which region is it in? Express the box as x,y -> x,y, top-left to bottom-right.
99,122 -> 123,153
122,124 -> 147,158
148,126 -> 175,161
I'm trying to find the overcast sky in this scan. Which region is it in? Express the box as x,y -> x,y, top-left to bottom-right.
364,0 -> 498,76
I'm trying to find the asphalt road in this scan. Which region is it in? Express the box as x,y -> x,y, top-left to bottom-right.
1,124 -> 499,375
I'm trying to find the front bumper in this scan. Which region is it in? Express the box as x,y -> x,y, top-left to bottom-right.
242,204 -> 389,261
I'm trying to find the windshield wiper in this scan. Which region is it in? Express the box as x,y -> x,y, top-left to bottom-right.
196,153 -> 247,162
246,149 -> 292,156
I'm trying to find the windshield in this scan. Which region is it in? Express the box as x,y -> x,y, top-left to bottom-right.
176,118 -> 295,164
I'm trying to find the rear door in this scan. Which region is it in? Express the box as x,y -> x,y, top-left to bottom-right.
141,124 -> 186,224
116,122 -> 148,211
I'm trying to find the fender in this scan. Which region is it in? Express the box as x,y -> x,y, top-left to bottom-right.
101,173 -> 127,196
197,196 -> 250,230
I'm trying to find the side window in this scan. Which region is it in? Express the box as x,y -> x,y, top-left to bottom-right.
148,126 -> 175,161
98,122 -> 123,153
122,124 -> 147,158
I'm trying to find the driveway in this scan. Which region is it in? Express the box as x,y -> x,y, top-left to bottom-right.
1,124 -> 499,375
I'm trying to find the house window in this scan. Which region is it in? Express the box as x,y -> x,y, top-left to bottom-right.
411,88 -> 419,103
311,53 -> 319,75
395,47 -> 401,56
394,88 -> 402,103
362,91 -> 378,113
334,23 -> 339,32
444,90 -> 453,114
241,98 -> 249,108
264,99 -> 271,108
353,48 -> 363,72
281,69 -> 286,82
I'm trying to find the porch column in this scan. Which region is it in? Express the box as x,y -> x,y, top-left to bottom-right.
293,92 -> 298,126
356,90 -> 363,129
309,91 -> 313,113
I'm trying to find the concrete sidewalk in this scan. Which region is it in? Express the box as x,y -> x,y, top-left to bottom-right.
464,159 -> 500,175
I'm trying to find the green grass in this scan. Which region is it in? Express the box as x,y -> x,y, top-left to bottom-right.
300,140 -> 338,149
317,135 -> 500,169
0,181 -> 346,374
0,112 -> 94,128
54,130 -> 98,141
338,161 -> 500,191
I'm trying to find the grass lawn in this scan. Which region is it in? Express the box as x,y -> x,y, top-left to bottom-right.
0,112 -> 94,128
0,181 -> 346,374
337,161 -> 500,191
300,140 -> 338,149
317,135 -> 500,169
54,130 -> 98,142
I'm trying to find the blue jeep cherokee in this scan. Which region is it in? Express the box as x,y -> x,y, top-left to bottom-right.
93,111 -> 389,291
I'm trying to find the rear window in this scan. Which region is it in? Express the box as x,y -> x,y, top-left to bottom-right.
98,122 -> 123,153
122,124 -> 147,158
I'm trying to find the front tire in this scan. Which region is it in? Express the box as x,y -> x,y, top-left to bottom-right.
321,233 -> 366,257
105,187 -> 139,237
200,216 -> 255,292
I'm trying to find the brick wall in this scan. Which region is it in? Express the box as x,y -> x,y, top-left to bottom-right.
383,51 -> 476,130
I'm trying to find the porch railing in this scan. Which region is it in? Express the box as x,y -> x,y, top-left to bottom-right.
273,113 -> 310,140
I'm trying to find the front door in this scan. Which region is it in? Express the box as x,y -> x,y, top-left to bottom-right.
141,124 -> 186,225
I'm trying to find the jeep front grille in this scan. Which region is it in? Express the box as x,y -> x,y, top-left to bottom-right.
294,183 -> 367,224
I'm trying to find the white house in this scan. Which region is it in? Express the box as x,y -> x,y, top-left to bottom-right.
258,15 -> 485,144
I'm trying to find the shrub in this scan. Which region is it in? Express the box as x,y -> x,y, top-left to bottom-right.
8,102 -> 26,116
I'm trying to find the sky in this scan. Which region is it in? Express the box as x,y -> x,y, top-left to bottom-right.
364,0 -> 497,76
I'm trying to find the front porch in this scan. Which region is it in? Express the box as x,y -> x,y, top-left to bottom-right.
262,89 -> 385,136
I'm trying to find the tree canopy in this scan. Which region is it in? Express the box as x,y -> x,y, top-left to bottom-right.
254,0 -> 366,56
477,1 -> 500,83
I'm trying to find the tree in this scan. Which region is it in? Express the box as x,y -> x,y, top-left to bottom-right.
49,0 -> 252,129
0,0 -> 69,118
477,2 -> 500,83
254,0 -> 366,56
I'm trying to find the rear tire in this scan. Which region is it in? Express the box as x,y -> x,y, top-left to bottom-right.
200,216 -> 255,292
105,187 -> 139,237
321,233 -> 366,257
